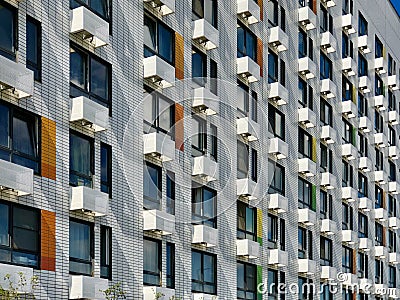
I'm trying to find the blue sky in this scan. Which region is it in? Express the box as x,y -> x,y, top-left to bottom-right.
391,0 -> 400,15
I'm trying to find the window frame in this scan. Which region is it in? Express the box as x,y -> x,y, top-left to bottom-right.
100,143 -> 112,197
299,227 -> 313,260
237,21 -> 257,61
166,242 -> 175,289
268,104 -> 285,140
237,262 -> 257,300
0,1 -> 17,60
191,250 -> 217,294
237,200 -> 257,241
268,160 -> 285,196
192,185 -> 217,228
342,245 -> 353,273
143,237 -> 162,286
69,130 -> 94,187
26,16 -> 42,82
143,162 -> 162,210
69,218 -> 94,276
320,236 -> 333,266
100,225 -> 112,279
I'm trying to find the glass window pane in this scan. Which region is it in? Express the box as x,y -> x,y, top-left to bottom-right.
158,96 -> 172,132
203,254 -> 214,283
0,104 -> 9,147
192,251 -> 202,281
90,0 -> 109,19
0,204 -> 9,246
70,48 -> 86,89
0,4 -> 15,53
237,263 -> 245,289
26,20 -> 39,65
13,116 -> 37,157
69,221 -> 91,261
70,134 -> 92,178
12,228 -> 38,252
144,17 -> 156,54
143,239 -> 159,273
13,207 -> 38,230
158,24 -> 173,63
143,164 -> 161,207
90,58 -> 108,101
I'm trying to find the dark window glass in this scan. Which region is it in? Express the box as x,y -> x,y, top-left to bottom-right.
320,52 -> 332,80
268,51 -> 278,83
375,36 -> 383,58
375,222 -> 384,246
299,29 -> 307,58
192,250 -> 217,294
237,201 -> 257,241
342,118 -> 353,144
210,124 -> 218,161
375,259 -> 383,284
358,213 -> 368,238
358,13 -> 368,36
298,128 -> 312,158
251,148 -> 257,182
192,186 -> 217,228
166,243 -> 175,288
298,227 -> 313,259
192,116 -> 207,157
0,3 -> 16,60
143,238 -> 161,286
237,141 -> 249,179
70,132 -> 93,187
143,162 -> 162,210
210,59 -> 218,95
358,172 -> 368,198
358,93 -> 368,117
192,0 -> 218,27
268,160 -> 285,195
342,0 -> 353,14
100,143 -> 112,196
320,99 -> 332,126
166,172 -> 175,215
100,226 -> 111,279
342,76 -> 353,102
320,237 -> 333,266
342,202 -> 353,230
26,17 -> 42,81
70,0 -> 110,20
192,47 -> 207,86
358,252 -> 368,278
268,104 -> 285,140
298,177 -> 312,209
237,262 -> 257,300
342,246 -> 353,273
389,266 -> 396,288
144,15 -> 174,64
375,185 -> 383,209
70,219 -> 93,276
268,269 -> 278,299
375,75 -> 383,96
237,22 -> 256,60
358,53 -> 368,77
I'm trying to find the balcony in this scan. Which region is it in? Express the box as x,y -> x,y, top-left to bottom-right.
70,186 -> 109,217
389,146 -> 400,160
374,57 -> 387,74
373,170 -> 387,185
237,0 -> 260,24
143,0 -> 175,16
359,76 -> 372,94
341,57 -> 357,76
388,75 -> 399,91
320,219 -> 337,235
192,224 -> 218,247
298,57 -> 317,80
341,187 -> 358,202
359,197 -> 373,212
236,178 -> 258,200
375,246 -> 388,259
237,117 -> 260,142
341,273 -> 358,286
192,87 -> 219,115
268,82 -> 288,106
389,181 -> 400,195
342,143 -> 357,160
0,263 -> 33,294
388,111 -> 399,125
359,237 -> 373,252
359,157 -> 373,172
268,249 -> 288,267
70,6 -> 109,48
0,159 -> 33,196
298,107 -> 317,128
320,32 -> 337,53
389,252 -> 400,264
358,35 -> 371,54
320,79 -> 337,99
341,230 -> 358,245
268,137 -> 289,160
374,284 -> 389,296
69,275 -> 108,300
192,19 -> 219,50
321,266 -> 337,281
70,96 -> 109,132
321,0 -> 336,7
341,13 -> 356,34
143,55 -> 175,88
374,95 -> 386,111
341,100 -> 357,119
193,294 -> 219,300
236,239 -> 260,259
237,56 -> 260,83
268,26 -> 288,52
298,208 -> 317,226
298,6 -> 316,31
143,287 -> 175,300
298,158 -> 317,177
321,172 -> 336,190
388,217 -> 400,229
143,210 -> 175,235
359,116 -> 373,133
191,156 -> 219,182
0,55 -> 34,99
143,132 -> 175,162
321,125 -> 337,144
298,259 -> 316,275
268,193 -> 288,213
374,133 -> 387,148
374,208 -> 388,222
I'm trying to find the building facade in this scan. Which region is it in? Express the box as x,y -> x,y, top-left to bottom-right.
0,0 -> 399,299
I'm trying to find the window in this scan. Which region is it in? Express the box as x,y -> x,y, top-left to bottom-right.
320,144 -> 333,173
358,93 -> 368,117
375,75 -> 383,96
237,201 -> 257,241
320,99 -> 333,126
70,132 -> 93,187
375,36 -> 383,58
320,191 -> 333,220
320,237 -> 333,266
210,124 -> 218,161
389,126 -> 396,147
358,53 -> 368,77
374,110 -> 383,133
342,246 -> 353,273
389,230 -> 396,253
358,213 -> 368,238
343,289 -> 353,300
358,252 -> 368,278
0,2 -> 16,60
70,0 -> 110,20
192,186 -> 217,228
321,284 -> 332,300
192,0 -> 217,28
342,160 -> 354,187
358,172 -> 368,197
143,90 -> 175,137
143,238 -> 161,286
298,29 -> 313,59
358,13 -> 368,36
26,17 -> 41,81
237,262 -> 257,300
166,172 -> 175,215
143,162 -> 162,210
237,141 -> 249,179
0,102 -> 40,174
251,91 -> 258,122
268,104 -> 285,140
268,50 -> 278,83
298,277 -> 314,300
268,0 -> 278,27
388,54 -> 396,76
280,59 -> 286,86
0,202 -> 39,268
192,250 -> 217,294
192,116 -> 207,157
251,148 -> 258,182
375,185 -> 383,209
342,0 -> 353,14
299,227 -> 313,259
192,47 -> 207,86
298,177 -> 312,209
237,82 -> 249,117
388,195 -> 396,217
375,259 -> 383,284
342,118 -> 354,144
280,7 -> 286,32
375,148 -> 384,172
210,59 -> 218,95
100,226 -> 111,279
166,243 -> 175,289
320,52 -> 332,80
70,45 -> 111,107
237,22 -> 256,60
320,5 -> 333,33
358,133 -> 368,157
268,160 -> 285,195
299,77 -> 313,109
342,33 -> 353,59
144,15 -> 174,64
100,143 -> 112,196
342,202 -> 353,230
268,269 -> 278,300
388,91 -> 396,111
298,128 -> 312,158
268,214 -> 285,250
375,222 -> 384,246
342,76 -> 354,102
70,219 -> 93,276
389,266 -> 396,288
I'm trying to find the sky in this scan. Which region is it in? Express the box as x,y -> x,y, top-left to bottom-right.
391,0 -> 400,15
